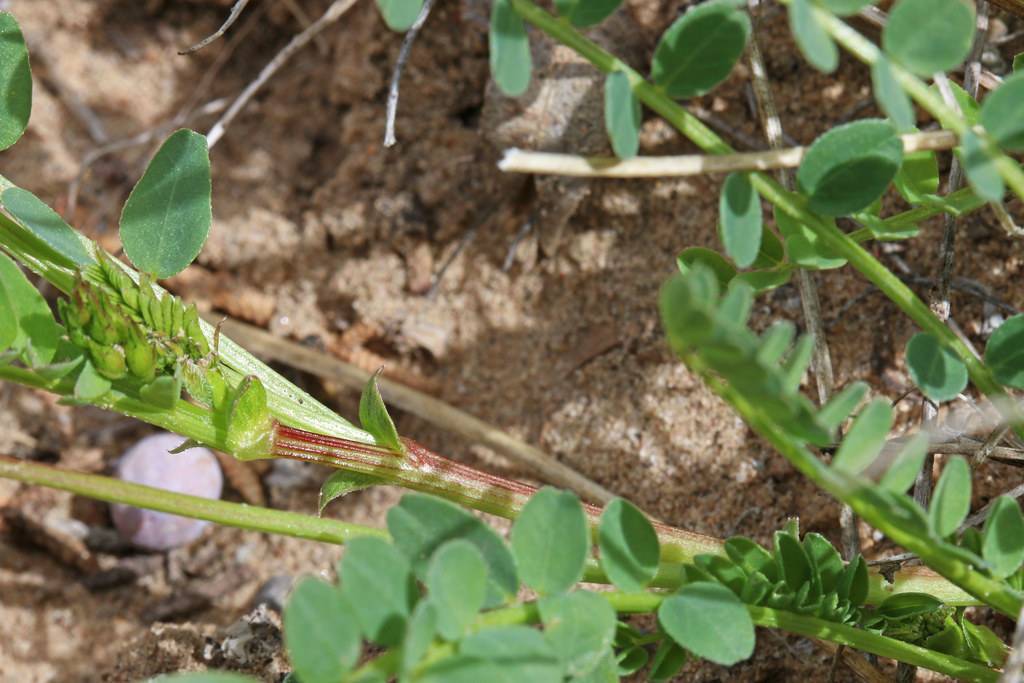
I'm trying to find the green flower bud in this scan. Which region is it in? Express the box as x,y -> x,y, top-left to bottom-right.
170,296 -> 184,337
181,361 -> 212,406
183,304 -> 210,356
125,332 -> 157,383
160,293 -> 175,336
148,296 -> 164,332
86,339 -> 127,380
226,376 -> 274,461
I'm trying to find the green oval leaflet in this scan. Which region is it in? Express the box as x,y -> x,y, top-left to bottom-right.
0,12 -> 31,151
719,172 -> 763,268
796,119 -> 903,217
2,188 -> 93,267
982,496 -> 1024,578
119,129 -> 212,279
980,71 -> 1024,152
650,0 -> 751,98
284,577 -> 360,683
961,128 -> 1004,201
0,250 -> 61,366
831,398 -> 892,475
871,56 -> 915,132
597,498 -> 660,592
882,0 -> 975,77
554,0 -> 621,27
375,0 -> 424,31
905,332 -> 968,403
426,539 -> 489,640
929,456 -> 971,538
658,582 -> 755,666
511,487 -> 589,595
490,0 -> 532,97
604,70 -> 641,159
788,0 -> 838,73
538,591 -> 616,677
985,314 -> 1024,388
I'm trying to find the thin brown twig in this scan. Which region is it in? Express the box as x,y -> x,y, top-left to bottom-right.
206,0 -> 362,149
179,0 -> 253,55
212,316 -> 618,505
384,0 -> 437,147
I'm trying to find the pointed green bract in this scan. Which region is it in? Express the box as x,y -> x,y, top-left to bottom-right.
597,498 -> 660,592
225,376 -> 274,461
981,71 -> 1024,152
658,582 -> 755,666
882,0 -> 975,77
871,56 -> 914,132
832,398 -> 892,475
880,432 -> 928,493
511,487 -> 589,594
339,536 -> 416,646
985,314 -> 1024,389
283,577 -> 360,683
604,70 -> 641,159
0,12 -> 31,151
0,251 -> 61,365
427,539 -> 489,641
554,0 -> 621,27
796,119 -> 902,217
359,369 -> 404,453
490,0 -> 532,97
2,188 -> 93,266
905,333 -> 968,403
929,455 -> 971,538
539,591 -> 616,678
74,359 -> 111,401
961,129 -> 1004,201
719,173 -> 763,268
386,494 -> 518,607
789,0 -> 838,73
119,129 -> 212,279
982,496 -> 1024,578
375,0 -> 424,31
139,375 -> 181,409
877,592 -> 943,620
650,1 -> 751,98
318,470 -> 382,515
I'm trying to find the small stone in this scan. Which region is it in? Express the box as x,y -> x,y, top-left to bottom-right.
111,432 -> 223,551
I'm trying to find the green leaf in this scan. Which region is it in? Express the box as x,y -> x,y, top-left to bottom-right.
929,455 -> 971,538
724,536 -> 778,581
871,56 -> 914,131
906,332 -> 970,403
803,533 -> 844,594
225,375 -> 273,461
649,640 -> 687,681
658,582 -> 755,666
877,592 -> 943,620
788,0 -> 838,73
836,555 -> 869,607
796,119 -> 902,217
961,128 -> 1004,201
774,531 -> 812,591
555,0 -> 622,27
417,656 -> 499,683
575,650 -> 618,683
490,0 -> 532,97
676,247 -> 736,289
401,601 -> 437,675
931,81 -> 981,126
283,577 -> 360,683
139,375 -> 182,409
982,71 -> 1024,153
0,12 -> 31,151
775,207 -> 846,269
882,0 -> 975,76
0,251 -> 61,365
818,381 -> 868,432
318,470 -> 381,515
359,369 -> 403,452
880,433 -> 929,493
387,494 -> 518,607
338,536 -> 415,646
604,70 -> 640,159
985,314 -> 1024,389
1015,53 -> 1024,72
2,188 -> 93,266
616,646 -> 648,677
459,627 -> 563,683
119,129 -> 212,279
650,1 -> 751,98
893,148 -> 939,204
982,495 -> 1024,578
375,0 -> 424,31
718,173 -> 763,268
74,360 -> 111,401
539,591 -> 617,678
756,321 -> 795,366
961,617 -> 1010,667
511,487 -> 589,595
597,498 -> 659,592
832,398 -> 892,475
427,539 -> 489,640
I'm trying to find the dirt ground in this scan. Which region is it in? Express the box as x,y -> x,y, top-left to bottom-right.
1,0 -> 1023,681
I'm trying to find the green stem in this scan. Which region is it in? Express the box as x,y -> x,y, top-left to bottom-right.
0,455 -> 387,544
507,0 -> 1017,422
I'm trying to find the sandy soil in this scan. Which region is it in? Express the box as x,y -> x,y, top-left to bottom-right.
1,0 -> 1022,681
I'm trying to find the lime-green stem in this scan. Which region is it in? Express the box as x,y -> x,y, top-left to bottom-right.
474,593 -> 999,681
0,455 -> 387,544
507,0 -> 1017,423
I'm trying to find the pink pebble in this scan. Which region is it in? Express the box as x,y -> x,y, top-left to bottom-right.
111,432 -> 223,551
